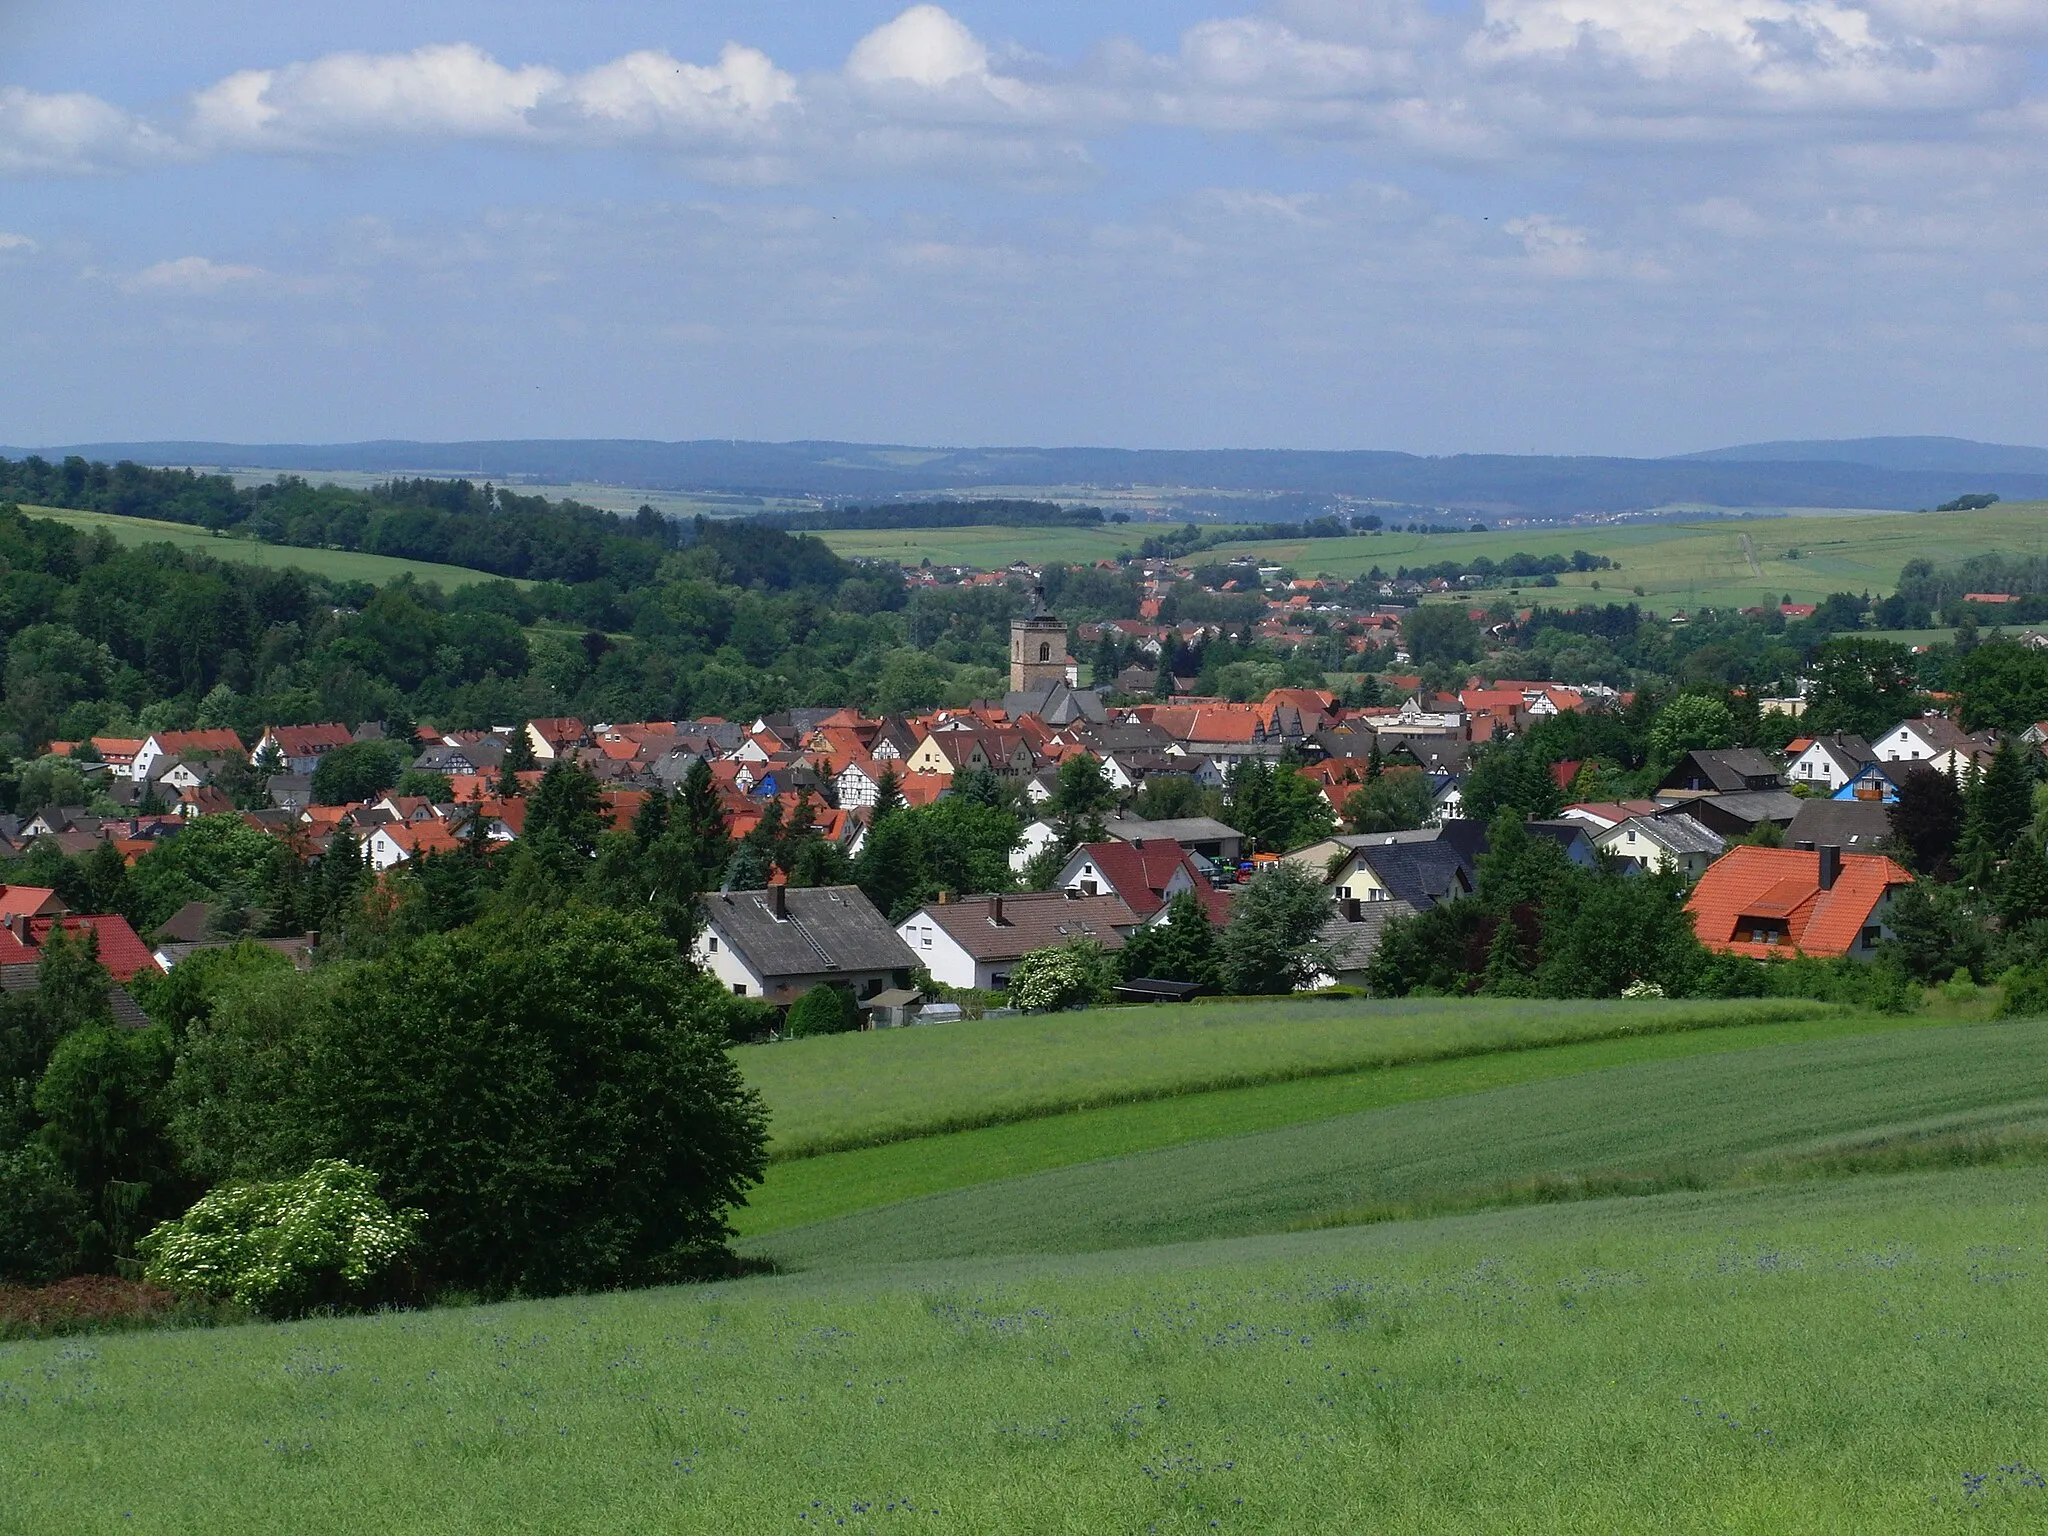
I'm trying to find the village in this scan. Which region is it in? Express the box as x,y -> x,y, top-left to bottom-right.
2,569 -> 2001,1030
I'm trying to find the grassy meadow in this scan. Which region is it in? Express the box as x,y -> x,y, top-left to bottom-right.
818,500 -> 2048,608
17,505 -> 516,589
13,996 -> 2048,1532
739,995 -> 1838,1158
8,1166 -> 2048,1532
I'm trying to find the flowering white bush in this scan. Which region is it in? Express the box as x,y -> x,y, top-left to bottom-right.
1009,940 -> 1115,1013
137,1160 -> 420,1316
1621,979 -> 1667,999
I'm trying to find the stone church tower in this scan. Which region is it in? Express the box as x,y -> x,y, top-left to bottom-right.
1010,586 -> 1070,693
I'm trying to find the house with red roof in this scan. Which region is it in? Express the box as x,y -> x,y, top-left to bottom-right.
524,718 -> 589,761
254,723 -> 356,776
2,913 -> 161,981
1685,844 -> 1913,960
0,885 -> 67,921
364,820 -> 466,870
1052,838 -> 1213,920
133,728 -> 248,782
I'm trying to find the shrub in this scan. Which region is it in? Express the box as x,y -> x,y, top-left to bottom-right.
1010,939 -> 1118,1013
786,983 -> 861,1038
138,1159 -> 418,1316
0,1143 -> 84,1285
169,906 -> 770,1298
1998,962 -> 2048,1019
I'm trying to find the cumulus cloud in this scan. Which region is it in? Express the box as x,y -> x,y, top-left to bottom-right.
0,1 -> 2042,183
0,85 -> 176,175
1467,0 -> 2000,113
0,232 -> 38,252
187,40 -> 796,155
122,256 -> 266,295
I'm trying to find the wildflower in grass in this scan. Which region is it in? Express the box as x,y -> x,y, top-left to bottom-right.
136,1159 -> 419,1317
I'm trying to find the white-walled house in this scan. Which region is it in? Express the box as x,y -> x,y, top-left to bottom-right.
1785,733 -> 1874,793
896,891 -> 1140,991
1870,717 -> 1997,776
692,884 -> 917,1008
1593,813 -> 1725,880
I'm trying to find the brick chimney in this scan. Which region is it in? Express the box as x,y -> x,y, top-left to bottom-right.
772,884 -> 788,919
990,895 -> 1005,925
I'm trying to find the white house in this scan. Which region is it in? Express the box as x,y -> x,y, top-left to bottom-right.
896,891 -> 1139,992
1786,733 -> 1875,793
1870,717 -> 1997,775
692,884 -> 917,1008
1592,813 -> 1726,880
1012,818 -> 1064,874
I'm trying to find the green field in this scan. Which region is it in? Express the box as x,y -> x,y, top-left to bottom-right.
818,523 -> 1143,568
818,501 -> 2048,608
735,1004 -> 1923,1237
738,995 -> 1835,1158
15,999 -> 2048,1531
18,505 -> 515,589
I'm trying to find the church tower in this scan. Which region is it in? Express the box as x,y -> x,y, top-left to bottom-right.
1010,586 -> 1070,693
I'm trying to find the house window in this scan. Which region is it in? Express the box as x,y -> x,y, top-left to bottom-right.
732,983 -> 747,996
707,935 -> 719,952
1861,926 -> 1881,950
920,929 -> 932,949
991,972 -> 1010,989
1039,642 -> 1051,662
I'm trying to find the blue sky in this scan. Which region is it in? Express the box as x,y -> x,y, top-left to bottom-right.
2,1 -> 2045,455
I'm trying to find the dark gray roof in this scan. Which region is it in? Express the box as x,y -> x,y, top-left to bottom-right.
912,892 -> 1140,961
1784,798 -> 1896,851
701,885 -> 916,981
1671,789 -> 1805,835
1103,815 -> 1242,847
1799,732 -> 1874,769
1319,898 -> 1419,974
1344,840 -> 1473,909
1607,812 -> 1725,856
0,963 -> 152,1030
1004,682 -> 1108,725
1660,748 -> 1784,794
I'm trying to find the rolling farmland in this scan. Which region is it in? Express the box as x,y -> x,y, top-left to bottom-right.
815,501 -> 2048,608
16,505 -> 518,588
14,997 -> 2048,1532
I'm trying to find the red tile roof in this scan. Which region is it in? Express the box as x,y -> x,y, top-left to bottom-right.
27,914 -> 159,981
1685,845 -> 1913,959
0,885 -> 64,919
263,723 -> 354,756
150,728 -> 247,759
1067,839 -> 1211,919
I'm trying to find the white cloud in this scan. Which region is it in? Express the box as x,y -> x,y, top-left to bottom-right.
0,232 -> 38,252
0,85 -> 175,175
1468,0 -> 1999,112
0,1 -> 2041,187
847,6 -> 992,89
187,40 -> 797,156
122,256 -> 265,295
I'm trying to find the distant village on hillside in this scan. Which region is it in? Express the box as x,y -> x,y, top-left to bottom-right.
7,550 -> 2015,1029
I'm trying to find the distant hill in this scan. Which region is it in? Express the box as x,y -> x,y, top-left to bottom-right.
11,437 -> 2048,521
1676,436 -> 2048,475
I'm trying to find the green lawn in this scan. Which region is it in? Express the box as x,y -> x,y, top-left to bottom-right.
18,505 -> 516,589
739,996 -> 1837,1158
10,1165 -> 2048,1532
735,1007 -> 1928,1237
751,1018 -> 2048,1270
